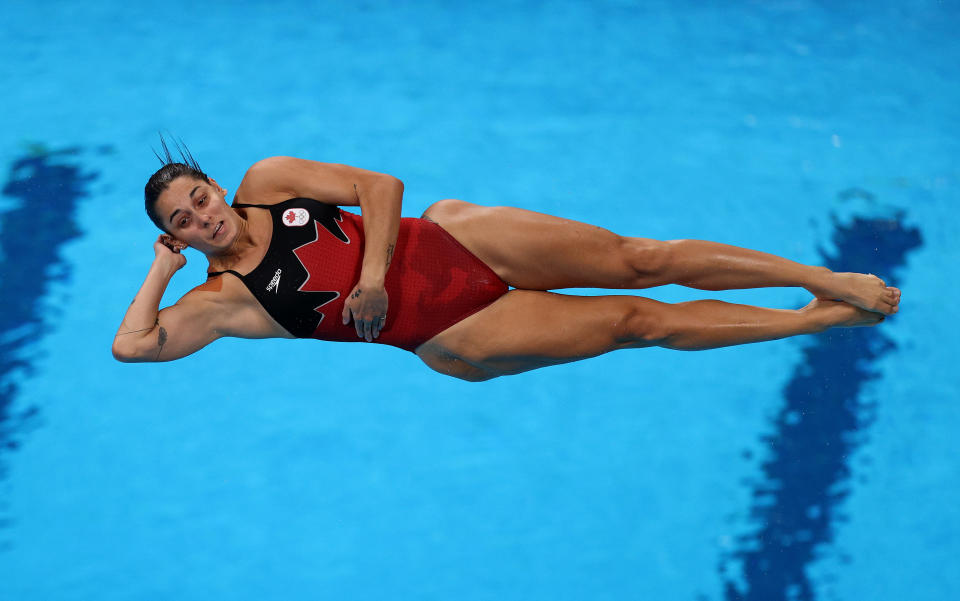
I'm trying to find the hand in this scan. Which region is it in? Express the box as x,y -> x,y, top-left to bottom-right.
153,234 -> 187,271
341,282 -> 389,341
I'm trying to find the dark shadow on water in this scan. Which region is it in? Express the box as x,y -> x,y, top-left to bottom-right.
718,208 -> 922,600
0,145 -> 98,547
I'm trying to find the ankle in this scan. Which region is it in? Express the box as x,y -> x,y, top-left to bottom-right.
797,299 -> 840,334
802,266 -> 836,294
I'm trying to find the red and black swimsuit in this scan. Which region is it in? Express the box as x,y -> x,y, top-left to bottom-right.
207,198 -> 509,352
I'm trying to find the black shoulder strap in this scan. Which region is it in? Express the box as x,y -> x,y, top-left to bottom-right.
232,197 -> 318,209
207,269 -> 245,280
231,202 -> 273,209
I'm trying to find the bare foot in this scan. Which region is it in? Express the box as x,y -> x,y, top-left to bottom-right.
806,271 -> 901,315
801,298 -> 885,329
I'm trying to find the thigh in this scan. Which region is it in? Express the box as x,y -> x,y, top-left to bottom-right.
422,199 -> 663,290
414,289 -> 663,380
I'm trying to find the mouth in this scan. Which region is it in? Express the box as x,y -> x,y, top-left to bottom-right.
213,221 -> 223,240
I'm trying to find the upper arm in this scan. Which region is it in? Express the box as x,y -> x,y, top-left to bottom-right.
237,156 -> 403,207
117,293 -> 224,363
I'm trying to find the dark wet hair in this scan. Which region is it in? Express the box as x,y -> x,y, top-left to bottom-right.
144,134 -> 211,232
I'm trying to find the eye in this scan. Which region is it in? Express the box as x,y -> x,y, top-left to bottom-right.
198,195 -> 206,206
179,216 -> 189,227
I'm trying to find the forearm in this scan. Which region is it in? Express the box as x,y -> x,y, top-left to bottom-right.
357,177 -> 403,285
113,259 -> 177,357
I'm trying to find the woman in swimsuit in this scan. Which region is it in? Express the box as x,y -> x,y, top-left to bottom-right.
112,153 -> 901,381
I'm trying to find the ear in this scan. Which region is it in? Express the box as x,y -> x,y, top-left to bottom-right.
161,233 -> 190,252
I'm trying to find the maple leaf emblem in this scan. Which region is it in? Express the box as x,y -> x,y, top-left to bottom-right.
293,219 -> 350,294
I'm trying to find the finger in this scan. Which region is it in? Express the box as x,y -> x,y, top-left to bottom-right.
372,320 -> 381,339
342,305 -> 350,325
363,319 -> 373,342
354,313 -> 364,338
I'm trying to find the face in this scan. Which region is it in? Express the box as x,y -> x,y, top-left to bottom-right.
156,176 -> 237,255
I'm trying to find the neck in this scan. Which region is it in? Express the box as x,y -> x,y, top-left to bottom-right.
209,213 -> 253,271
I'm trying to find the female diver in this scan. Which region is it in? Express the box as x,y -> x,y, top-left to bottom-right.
113,148 -> 901,381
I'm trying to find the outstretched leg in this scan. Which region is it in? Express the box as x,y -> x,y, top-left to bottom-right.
422,199 -> 901,314
646,239 -> 900,315
415,289 -> 882,381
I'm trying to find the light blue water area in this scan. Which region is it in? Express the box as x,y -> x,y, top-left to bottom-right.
1,1 -> 958,600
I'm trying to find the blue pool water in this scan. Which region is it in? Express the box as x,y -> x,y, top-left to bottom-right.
1,1 -> 958,599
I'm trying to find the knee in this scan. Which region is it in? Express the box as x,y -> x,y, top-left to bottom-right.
619,237 -> 674,285
422,198 -> 469,221
618,298 -> 672,346
416,342 -> 499,382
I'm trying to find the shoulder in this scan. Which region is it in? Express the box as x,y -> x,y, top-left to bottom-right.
235,156 -> 401,208
176,276 -> 238,320
234,156 -> 300,206
178,275 -> 288,339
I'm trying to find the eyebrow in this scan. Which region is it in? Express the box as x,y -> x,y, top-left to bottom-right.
168,185 -> 201,224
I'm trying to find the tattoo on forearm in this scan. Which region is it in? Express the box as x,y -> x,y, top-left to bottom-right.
352,289 -> 362,299
386,243 -> 395,268
155,326 -> 168,360
353,183 -> 360,202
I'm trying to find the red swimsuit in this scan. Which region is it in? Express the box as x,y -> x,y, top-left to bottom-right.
207,198 -> 509,352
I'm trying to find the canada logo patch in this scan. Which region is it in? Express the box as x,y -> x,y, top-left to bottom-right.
282,208 -> 309,227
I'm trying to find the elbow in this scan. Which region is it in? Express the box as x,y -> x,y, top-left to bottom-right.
377,175 -> 403,196
382,176 -> 404,203
112,339 -> 144,363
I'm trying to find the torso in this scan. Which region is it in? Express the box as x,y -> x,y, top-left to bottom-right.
202,193 -> 508,352
202,203 -> 295,339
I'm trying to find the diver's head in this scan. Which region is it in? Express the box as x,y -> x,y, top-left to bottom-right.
145,163 -> 214,232
144,135 -> 210,234
144,135 -> 238,256
152,173 -> 239,256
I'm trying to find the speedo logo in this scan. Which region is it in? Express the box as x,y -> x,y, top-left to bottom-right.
266,268 -> 282,293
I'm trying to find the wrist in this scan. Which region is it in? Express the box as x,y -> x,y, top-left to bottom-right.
358,273 -> 385,288
151,256 -> 182,279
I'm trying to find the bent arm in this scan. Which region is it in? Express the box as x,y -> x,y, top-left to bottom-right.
112,260 -> 221,362
356,175 -> 403,286
239,156 -> 404,286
